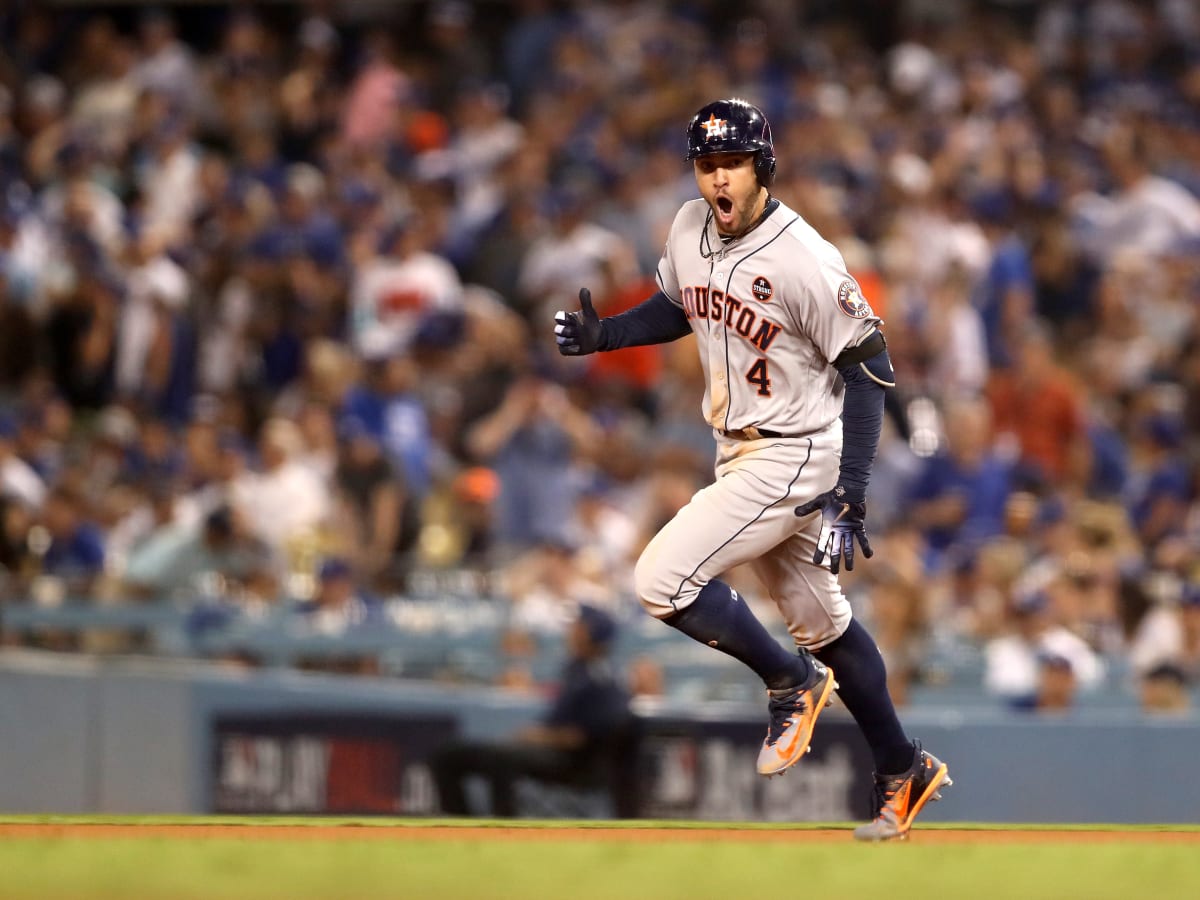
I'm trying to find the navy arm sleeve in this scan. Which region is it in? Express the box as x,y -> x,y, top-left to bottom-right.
834,348 -> 893,505
598,291 -> 691,350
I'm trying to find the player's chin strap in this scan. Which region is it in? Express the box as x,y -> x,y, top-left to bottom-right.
833,329 -> 895,388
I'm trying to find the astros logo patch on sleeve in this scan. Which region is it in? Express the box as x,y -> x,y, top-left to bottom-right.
837,280 -> 871,318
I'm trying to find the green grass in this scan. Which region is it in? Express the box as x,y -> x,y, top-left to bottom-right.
3,814 -> 1198,831
1,818 -> 1198,900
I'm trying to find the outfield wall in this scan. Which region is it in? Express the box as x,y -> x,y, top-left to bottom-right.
1,650 -> 1197,823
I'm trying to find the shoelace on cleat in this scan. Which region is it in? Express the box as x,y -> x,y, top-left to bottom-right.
869,776 -> 907,822
764,688 -> 807,746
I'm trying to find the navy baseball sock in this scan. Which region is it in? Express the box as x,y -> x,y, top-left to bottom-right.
664,580 -> 811,690
813,619 -> 914,775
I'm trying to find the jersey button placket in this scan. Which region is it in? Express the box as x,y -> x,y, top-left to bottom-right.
708,267 -> 731,420
709,319 -> 728,417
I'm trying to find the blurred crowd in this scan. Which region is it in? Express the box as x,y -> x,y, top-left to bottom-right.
0,0 -> 1196,713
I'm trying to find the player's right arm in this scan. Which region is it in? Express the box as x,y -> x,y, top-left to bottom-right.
554,287 -> 691,356
557,205 -> 696,356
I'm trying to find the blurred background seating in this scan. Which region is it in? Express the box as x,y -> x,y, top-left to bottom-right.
0,0 -> 1196,722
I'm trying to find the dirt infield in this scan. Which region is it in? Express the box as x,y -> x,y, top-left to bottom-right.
2,823 -> 1197,844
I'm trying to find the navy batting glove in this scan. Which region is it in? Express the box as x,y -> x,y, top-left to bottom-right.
555,288 -> 604,356
795,486 -> 874,574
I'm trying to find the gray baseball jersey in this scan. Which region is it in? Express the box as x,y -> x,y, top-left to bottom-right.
655,197 -> 881,437
634,197 -> 882,649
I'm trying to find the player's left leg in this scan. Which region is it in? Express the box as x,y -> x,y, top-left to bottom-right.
852,741 -> 952,842
633,436 -> 835,775
754,530 -> 952,839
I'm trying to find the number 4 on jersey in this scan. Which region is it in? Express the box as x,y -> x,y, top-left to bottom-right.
745,358 -> 771,396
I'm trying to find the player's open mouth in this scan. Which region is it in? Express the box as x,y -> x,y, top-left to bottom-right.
716,196 -> 734,224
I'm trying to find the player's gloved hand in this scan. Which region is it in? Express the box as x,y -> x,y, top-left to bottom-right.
555,288 -> 603,356
795,486 -> 873,574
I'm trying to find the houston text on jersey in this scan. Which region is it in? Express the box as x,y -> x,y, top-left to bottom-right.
680,285 -> 783,353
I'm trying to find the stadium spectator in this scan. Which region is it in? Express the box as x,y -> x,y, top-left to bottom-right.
986,319 -> 1090,488
230,417 -> 330,567
1025,653 -> 1079,714
285,557 -> 387,678
122,503 -> 278,604
330,416 -> 407,590
0,494 -> 37,599
35,483 -> 105,599
132,8 -> 201,113
464,373 -> 597,557
339,354 -> 433,498
907,396 -> 1015,571
0,412 -> 45,510
984,587 -> 1105,709
349,212 -> 465,362
430,604 -> 635,817
1072,121 -> 1200,264
972,189 -> 1036,370
1139,662 -> 1192,716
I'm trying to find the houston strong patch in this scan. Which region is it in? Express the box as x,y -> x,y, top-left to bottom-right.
751,276 -> 773,302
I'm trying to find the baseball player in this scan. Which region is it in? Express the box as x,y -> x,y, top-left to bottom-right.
555,99 -> 952,840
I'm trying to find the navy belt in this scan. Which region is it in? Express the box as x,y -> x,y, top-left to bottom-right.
720,427 -> 785,440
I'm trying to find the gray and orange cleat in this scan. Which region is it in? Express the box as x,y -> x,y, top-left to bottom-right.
756,654 -> 837,776
853,742 -> 952,841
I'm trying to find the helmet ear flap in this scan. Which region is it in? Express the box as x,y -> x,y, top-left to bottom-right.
755,153 -> 776,188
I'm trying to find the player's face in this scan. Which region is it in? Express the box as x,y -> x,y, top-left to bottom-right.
694,152 -> 767,236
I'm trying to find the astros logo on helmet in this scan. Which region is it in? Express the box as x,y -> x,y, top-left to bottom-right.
686,98 -> 776,188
